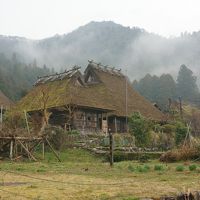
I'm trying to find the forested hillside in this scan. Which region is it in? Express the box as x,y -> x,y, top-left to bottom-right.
1,21 -> 200,80
0,53 -> 51,101
1,21 -> 200,102
133,65 -> 200,110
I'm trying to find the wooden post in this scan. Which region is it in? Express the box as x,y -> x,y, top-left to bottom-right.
96,113 -> 99,130
114,117 -> 117,133
106,113 -> 108,135
24,110 -> 30,134
45,138 -> 61,162
9,140 -> 13,160
83,111 -> 86,134
42,142 -> 45,160
109,129 -> 114,166
17,140 -> 37,161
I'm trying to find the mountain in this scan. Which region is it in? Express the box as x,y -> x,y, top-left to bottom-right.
1,21 -> 200,81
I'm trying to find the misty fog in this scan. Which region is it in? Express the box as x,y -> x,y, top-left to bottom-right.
0,21 -> 200,82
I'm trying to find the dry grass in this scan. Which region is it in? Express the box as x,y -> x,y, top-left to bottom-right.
0,149 -> 200,200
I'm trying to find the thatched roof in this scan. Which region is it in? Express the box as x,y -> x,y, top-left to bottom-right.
16,67 -> 114,112
16,61 -> 164,121
0,90 -> 14,108
84,61 -> 164,120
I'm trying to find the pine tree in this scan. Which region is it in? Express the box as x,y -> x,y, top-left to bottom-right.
176,64 -> 199,102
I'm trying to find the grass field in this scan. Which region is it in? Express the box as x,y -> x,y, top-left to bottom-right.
0,149 -> 200,200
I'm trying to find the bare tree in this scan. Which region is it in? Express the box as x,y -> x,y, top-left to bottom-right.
39,84 -> 52,132
64,79 -> 78,131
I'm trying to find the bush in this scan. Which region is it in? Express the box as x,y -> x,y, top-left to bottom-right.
136,165 -> 150,173
160,145 -> 200,162
189,164 -> 197,171
129,112 -> 151,147
4,110 -> 26,129
144,164 -> 150,171
175,122 -> 187,145
45,126 -> 67,150
154,165 -> 164,171
112,152 -> 162,162
162,124 -> 176,134
176,165 -> 184,171
160,151 -> 178,162
114,133 -> 135,147
128,164 -> 135,172
67,130 -> 80,135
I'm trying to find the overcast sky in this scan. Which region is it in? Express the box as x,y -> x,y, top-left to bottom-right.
0,0 -> 200,39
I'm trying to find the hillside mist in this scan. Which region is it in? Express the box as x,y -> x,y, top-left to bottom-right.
1,21 -> 200,81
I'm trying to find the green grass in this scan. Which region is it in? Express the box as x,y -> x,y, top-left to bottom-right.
1,149 -> 200,200
176,165 -> 184,172
128,164 -> 135,172
189,164 -> 197,171
154,164 -> 164,171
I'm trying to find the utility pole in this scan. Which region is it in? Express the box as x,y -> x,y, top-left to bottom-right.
125,69 -> 128,132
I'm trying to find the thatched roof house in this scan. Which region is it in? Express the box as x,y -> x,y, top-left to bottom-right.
17,61 -> 164,133
85,61 -> 163,120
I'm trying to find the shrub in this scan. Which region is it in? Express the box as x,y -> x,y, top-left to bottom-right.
144,164 -> 150,171
175,122 -> 187,145
178,145 -> 199,160
128,164 -> 135,172
154,165 -> 164,171
138,154 -> 150,162
129,112 -> 151,147
189,164 -> 197,171
4,110 -> 26,129
162,124 -> 176,134
176,165 -> 184,171
114,133 -> 135,147
112,152 -> 162,162
160,151 -> 178,162
46,126 -> 67,150
136,165 -> 150,173
67,130 -> 80,135
160,145 -> 200,162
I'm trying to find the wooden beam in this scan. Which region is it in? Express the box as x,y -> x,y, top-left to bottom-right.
45,138 -> 61,162
109,131 -> 114,166
42,142 -> 45,160
17,140 -> 37,161
9,140 -> 13,160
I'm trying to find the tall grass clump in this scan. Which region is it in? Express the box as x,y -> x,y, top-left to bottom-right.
154,164 -> 164,171
189,164 -> 197,171
176,165 -> 184,172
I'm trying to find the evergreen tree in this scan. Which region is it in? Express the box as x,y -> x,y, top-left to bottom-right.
0,54 -> 51,101
157,74 -> 176,110
134,73 -> 177,110
176,64 -> 199,102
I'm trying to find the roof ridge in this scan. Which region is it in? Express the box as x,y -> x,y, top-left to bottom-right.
37,65 -> 81,79
34,65 -> 81,86
88,60 -> 124,77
